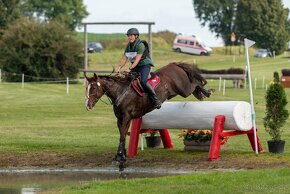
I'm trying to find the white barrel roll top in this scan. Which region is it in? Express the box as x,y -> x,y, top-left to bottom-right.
141,101 -> 252,131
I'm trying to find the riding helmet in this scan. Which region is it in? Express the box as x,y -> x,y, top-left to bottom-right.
126,28 -> 139,36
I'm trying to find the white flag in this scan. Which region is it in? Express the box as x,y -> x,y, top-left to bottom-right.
244,38 -> 256,48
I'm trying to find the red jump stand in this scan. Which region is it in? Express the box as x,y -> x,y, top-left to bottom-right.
128,115 -> 263,160
208,115 -> 263,160
128,118 -> 173,157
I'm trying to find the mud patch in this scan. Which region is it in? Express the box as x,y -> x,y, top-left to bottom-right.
0,167 -> 211,194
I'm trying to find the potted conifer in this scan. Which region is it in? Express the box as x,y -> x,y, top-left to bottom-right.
263,72 -> 289,153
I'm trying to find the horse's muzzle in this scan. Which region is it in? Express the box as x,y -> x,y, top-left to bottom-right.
85,98 -> 93,111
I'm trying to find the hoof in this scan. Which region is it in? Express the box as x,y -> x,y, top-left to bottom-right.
112,156 -> 127,171
154,103 -> 161,109
119,161 -> 126,171
112,153 -> 126,165
112,160 -> 120,166
209,89 -> 215,95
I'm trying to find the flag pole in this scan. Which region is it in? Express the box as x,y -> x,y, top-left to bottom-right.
244,38 -> 258,155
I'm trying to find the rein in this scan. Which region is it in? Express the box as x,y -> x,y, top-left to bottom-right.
115,82 -> 132,107
100,92 -> 112,105
85,73 -> 133,107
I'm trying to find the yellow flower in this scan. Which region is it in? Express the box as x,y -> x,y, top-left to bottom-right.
178,129 -> 212,142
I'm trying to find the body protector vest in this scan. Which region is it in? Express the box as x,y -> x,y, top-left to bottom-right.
125,38 -> 153,66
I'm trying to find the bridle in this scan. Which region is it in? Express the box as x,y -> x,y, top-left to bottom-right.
85,81 -> 101,99
85,80 -> 112,105
85,72 -> 134,106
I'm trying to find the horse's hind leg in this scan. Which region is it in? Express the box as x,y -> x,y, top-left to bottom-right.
192,86 -> 215,100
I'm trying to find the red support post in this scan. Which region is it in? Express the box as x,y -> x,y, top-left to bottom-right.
219,129 -> 263,154
158,129 -> 174,149
247,128 -> 263,153
208,115 -> 225,161
128,118 -> 142,157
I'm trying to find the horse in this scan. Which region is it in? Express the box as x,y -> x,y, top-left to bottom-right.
84,62 -> 213,169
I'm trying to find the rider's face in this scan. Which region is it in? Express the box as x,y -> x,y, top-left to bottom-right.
127,34 -> 137,43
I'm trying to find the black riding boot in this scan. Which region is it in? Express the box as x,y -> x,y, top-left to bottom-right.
145,82 -> 162,109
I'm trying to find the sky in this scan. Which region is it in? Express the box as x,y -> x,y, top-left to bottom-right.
81,0 -> 290,47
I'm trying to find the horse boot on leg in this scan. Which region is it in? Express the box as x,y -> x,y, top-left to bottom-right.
145,82 -> 161,109
200,87 -> 215,97
192,86 -> 215,100
112,142 -> 126,164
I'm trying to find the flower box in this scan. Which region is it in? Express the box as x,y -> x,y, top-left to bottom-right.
179,129 -> 212,152
183,140 -> 211,151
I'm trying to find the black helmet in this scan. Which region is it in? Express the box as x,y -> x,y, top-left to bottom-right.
126,28 -> 139,35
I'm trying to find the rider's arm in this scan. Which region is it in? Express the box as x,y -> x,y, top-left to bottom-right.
128,43 -> 145,70
116,55 -> 128,73
129,54 -> 142,70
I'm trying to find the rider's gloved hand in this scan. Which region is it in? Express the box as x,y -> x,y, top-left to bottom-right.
115,66 -> 121,74
124,68 -> 131,73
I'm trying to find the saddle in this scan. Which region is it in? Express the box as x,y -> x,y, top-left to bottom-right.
131,72 -> 160,97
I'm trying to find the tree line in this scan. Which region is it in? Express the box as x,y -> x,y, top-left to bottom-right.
193,0 -> 290,55
1,1 -> 290,81
0,0 -> 88,81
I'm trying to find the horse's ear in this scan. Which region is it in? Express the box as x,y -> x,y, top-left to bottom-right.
93,73 -> 98,79
111,65 -> 115,74
84,72 -> 89,80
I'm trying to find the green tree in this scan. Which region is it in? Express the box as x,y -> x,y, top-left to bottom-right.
264,72 -> 289,141
0,18 -> 83,82
21,0 -> 89,30
0,0 -> 21,33
236,0 -> 289,55
192,0 -> 238,45
192,0 -> 290,53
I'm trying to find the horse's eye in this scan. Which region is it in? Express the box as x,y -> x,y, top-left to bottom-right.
91,84 -> 97,88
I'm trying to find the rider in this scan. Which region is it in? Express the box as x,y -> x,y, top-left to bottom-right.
115,28 -> 161,109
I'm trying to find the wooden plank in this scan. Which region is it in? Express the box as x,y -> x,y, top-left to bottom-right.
201,74 -> 245,80
81,22 -> 155,25
79,69 -> 112,73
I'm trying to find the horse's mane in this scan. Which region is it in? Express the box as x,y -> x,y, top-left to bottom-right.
99,74 -> 130,83
174,62 -> 207,86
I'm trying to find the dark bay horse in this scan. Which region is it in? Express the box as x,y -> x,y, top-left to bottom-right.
85,62 -> 213,168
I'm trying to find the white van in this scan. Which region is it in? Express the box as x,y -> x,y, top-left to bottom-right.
172,34 -> 212,56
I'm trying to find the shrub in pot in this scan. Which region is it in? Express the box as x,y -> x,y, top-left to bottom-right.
263,72 -> 289,153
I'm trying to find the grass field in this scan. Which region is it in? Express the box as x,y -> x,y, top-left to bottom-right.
1,48 -> 290,193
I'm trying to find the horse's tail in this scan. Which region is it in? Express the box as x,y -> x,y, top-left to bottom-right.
176,63 -> 207,86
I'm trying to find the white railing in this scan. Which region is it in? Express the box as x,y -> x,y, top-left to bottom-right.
0,69 -> 78,94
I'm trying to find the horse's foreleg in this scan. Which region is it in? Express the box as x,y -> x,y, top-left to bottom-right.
113,117 -> 131,164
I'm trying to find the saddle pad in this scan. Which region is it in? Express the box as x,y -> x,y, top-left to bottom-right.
132,75 -> 160,97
